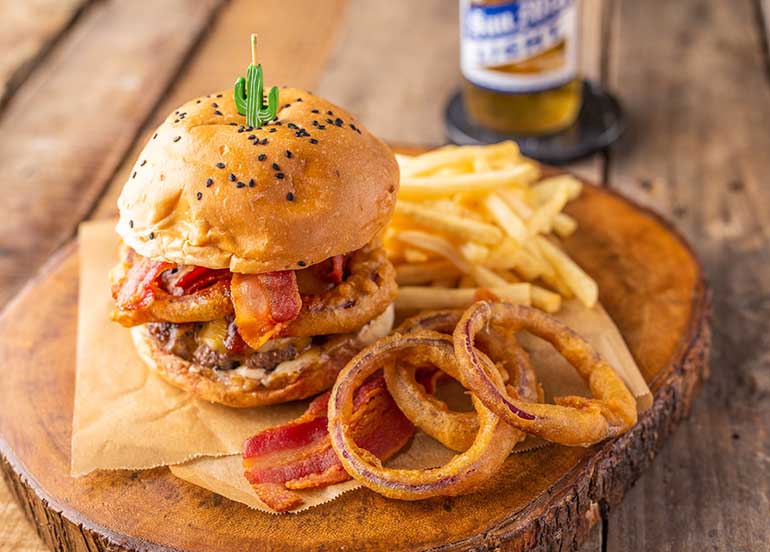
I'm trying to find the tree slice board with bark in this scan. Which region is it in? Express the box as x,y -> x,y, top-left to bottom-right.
0,165 -> 709,552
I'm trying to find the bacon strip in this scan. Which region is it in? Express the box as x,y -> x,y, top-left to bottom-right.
327,255 -> 345,284
243,376 -> 415,512
113,255 -> 172,310
168,266 -> 230,295
231,271 -> 302,350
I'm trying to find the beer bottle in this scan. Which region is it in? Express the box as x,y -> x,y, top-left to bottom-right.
460,0 -> 582,135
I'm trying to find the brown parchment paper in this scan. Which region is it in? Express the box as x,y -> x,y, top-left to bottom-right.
74,219 -> 650,512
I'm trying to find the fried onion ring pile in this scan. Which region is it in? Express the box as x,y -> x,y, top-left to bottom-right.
383,310 -> 539,451
323,300 -> 637,503
454,301 -> 637,447
328,331 -> 522,500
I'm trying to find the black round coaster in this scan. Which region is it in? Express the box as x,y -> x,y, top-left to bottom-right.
444,80 -> 625,165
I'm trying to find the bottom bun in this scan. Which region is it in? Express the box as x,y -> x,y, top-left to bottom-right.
131,304 -> 394,408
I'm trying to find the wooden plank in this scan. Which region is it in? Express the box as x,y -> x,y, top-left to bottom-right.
0,473 -> 45,552
0,0 -> 224,308
0,0 -> 91,108
603,1 -> 770,550
91,0 -> 348,220
315,0 -> 459,146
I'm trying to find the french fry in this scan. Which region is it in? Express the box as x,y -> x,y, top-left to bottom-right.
395,201 -> 503,244
530,285 -> 562,313
535,236 -> 598,307
396,261 -> 459,285
497,188 -> 533,219
403,248 -> 430,263
399,142 -> 520,178
552,212 -> 578,237
528,185 -> 569,235
483,194 -> 529,244
532,175 -> 582,204
459,242 -> 490,264
470,265 -> 510,288
399,163 -> 539,200
387,143 -> 592,315
396,284 -> 530,311
395,231 -> 473,273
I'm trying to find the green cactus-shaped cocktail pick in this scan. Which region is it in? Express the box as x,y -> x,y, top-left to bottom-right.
234,34 -> 279,128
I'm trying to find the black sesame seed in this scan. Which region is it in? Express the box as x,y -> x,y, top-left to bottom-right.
229,122 -> 237,126
152,133 -> 158,139
287,123 -> 298,129
206,178 -> 213,187
297,260 -> 306,267
196,192 -> 203,200
236,181 -> 245,188
309,138 -> 318,144
140,160 -> 146,167
216,94 -> 223,98
128,220 -> 134,228
247,134 -> 255,140
325,118 -> 333,124
253,140 -> 259,145
246,126 -> 253,132
261,138 -> 268,145
312,120 -> 318,127
174,119 -> 179,123
272,163 -> 280,171
296,97 -> 303,102
318,124 -> 326,130
149,232 -> 155,240
258,154 -> 267,161
327,110 -> 333,115
214,110 -> 223,116
216,162 -> 225,169
268,128 -> 277,133
274,121 -> 283,126
311,109 -> 319,113
212,102 -> 218,107
173,136 -> 181,142
285,150 -> 293,158
286,192 -> 294,201
334,118 -> 343,126
248,178 -> 255,187
237,128 -> 244,133
196,99 -> 201,104
228,173 -> 236,182
132,171 -> 137,179
276,173 -> 285,179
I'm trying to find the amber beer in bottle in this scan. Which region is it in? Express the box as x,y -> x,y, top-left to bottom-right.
460,0 -> 582,135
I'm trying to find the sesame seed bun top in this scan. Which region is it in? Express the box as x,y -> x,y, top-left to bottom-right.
115,87 -> 399,273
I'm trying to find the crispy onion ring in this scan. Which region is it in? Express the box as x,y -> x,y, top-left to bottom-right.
113,280 -> 233,326
328,331 -> 523,500
284,244 -> 397,337
454,302 -> 637,447
384,310 -> 539,451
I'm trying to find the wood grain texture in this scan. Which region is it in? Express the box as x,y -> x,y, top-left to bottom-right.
0,0 -> 224,310
0,177 -> 708,552
0,0 -> 90,109
603,1 -> 770,550
91,0 -> 349,221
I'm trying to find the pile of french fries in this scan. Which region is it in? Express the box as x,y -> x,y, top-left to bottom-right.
387,141 -> 598,314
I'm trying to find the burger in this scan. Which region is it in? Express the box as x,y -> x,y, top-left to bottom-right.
109,87 -> 399,407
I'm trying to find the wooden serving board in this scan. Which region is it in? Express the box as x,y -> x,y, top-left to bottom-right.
0,176 -> 709,552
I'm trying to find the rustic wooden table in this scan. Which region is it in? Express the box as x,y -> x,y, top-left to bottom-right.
0,1 -> 767,550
